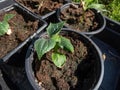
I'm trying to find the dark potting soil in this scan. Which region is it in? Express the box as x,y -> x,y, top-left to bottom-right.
16,0 -> 64,16
0,9 -> 39,58
33,32 -> 98,90
60,4 -> 98,32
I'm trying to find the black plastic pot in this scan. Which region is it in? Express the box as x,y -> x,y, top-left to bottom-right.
0,3 -> 47,62
57,3 -> 106,36
25,28 -> 104,90
105,16 -> 120,35
95,16 -> 120,53
13,0 -> 71,19
0,0 -> 15,10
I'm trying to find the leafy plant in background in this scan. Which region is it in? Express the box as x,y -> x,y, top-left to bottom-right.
0,14 -> 15,36
105,0 -> 120,22
72,0 -> 106,12
97,0 -> 120,22
34,22 -> 74,68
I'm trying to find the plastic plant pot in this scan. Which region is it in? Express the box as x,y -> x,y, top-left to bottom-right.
105,16 -> 120,35
25,28 -> 104,90
13,0 -> 71,19
0,3 -> 47,62
57,3 -> 106,36
95,16 -> 120,53
0,0 -> 15,10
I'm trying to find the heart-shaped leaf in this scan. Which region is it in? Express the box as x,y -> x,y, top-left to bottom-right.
59,36 -> 74,53
51,34 -> 61,43
34,38 -> 56,60
0,14 -> 15,36
52,53 -> 66,68
47,21 -> 64,37
0,21 -> 9,36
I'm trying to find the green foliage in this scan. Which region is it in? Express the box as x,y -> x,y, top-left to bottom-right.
72,0 -> 106,12
87,3 -> 106,12
105,0 -> 120,22
46,21 -> 64,37
34,38 -> 56,60
52,53 -> 66,68
59,36 -> 74,53
83,0 -> 106,12
0,14 -> 15,36
98,0 -> 120,22
34,22 -> 74,68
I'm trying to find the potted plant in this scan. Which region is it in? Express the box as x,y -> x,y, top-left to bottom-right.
14,0 -> 71,19
0,3 -> 47,62
57,1 -> 106,35
25,22 -> 104,90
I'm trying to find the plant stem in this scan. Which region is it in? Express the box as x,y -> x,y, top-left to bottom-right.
38,0 -> 44,11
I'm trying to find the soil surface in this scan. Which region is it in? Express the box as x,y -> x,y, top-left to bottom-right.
60,4 -> 99,32
16,0 -> 66,16
0,8 -> 39,58
34,32 -> 99,90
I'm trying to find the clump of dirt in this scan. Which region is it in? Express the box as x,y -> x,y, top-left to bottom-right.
0,9 -> 39,58
60,4 -> 98,32
34,32 -> 98,90
16,0 -> 66,15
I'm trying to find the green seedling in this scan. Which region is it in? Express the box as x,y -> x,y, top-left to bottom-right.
34,22 -> 74,68
72,0 -> 107,12
0,14 -> 15,36
81,0 -> 107,12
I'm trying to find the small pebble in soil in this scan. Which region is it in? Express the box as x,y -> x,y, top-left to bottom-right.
6,28 -> 12,35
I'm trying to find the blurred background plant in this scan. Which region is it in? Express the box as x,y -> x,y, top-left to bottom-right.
72,0 -> 107,14
72,0 -> 120,22
100,0 -> 120,22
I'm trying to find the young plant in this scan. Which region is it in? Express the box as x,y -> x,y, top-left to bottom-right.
34,22 -> 74,68
0,14 -> 15,36
73,0 -> 106,12
32,0 -> 44,10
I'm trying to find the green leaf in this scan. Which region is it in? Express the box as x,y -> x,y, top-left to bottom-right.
34,38 -> 56,60
0,21 -> 9,36
47,21 -> 65,37
59,36 -> 74,53
0,14 -> 15,36
52,53 -> 66,68
88,4 -> 107,12
82,0 -> 104,10
51,34 -> 61,43
4,14 -> 15,22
